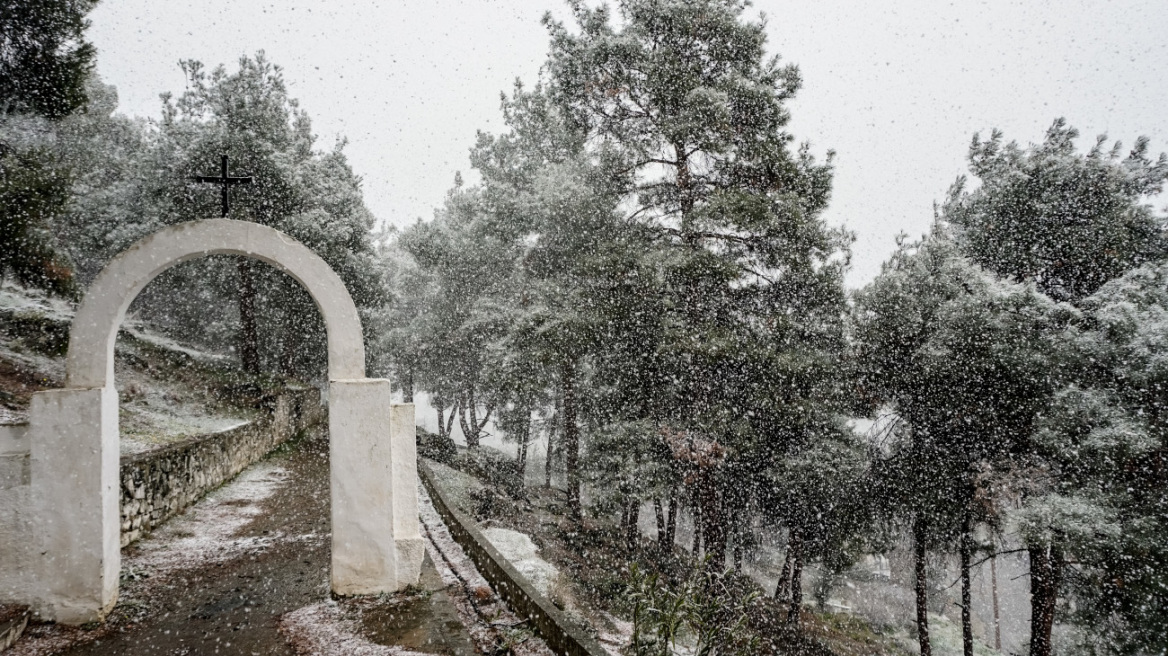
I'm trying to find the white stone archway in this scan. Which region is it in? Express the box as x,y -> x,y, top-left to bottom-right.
22,219 -> 422,623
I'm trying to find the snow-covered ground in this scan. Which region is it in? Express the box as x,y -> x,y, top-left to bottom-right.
281,602 -> 435,656
481,527 -> 561,597
125,461 -> 320,575
0,282 -> 258,454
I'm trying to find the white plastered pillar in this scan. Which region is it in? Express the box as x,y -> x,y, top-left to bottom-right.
29,387 -> 120,623
329,380 -> 423,593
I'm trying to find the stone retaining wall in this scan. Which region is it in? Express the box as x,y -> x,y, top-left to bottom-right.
119,387 -> 322,546
418,460 -> 609,656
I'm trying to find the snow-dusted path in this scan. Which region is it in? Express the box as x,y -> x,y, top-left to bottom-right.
10,428 -> 555,656
11,430 -> 332,656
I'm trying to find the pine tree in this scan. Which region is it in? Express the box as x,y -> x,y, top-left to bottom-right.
542,0 -> 850,566
944,119 -> 1168,304
854,231 -> 1065,656
0,144 -> 75,295
1024,261 -> 1168,655
0,0 -> 100,295
105,54 -> 385,377
394,182 -> 523,448
470,80 -> 638,518
943,122 -> 1168,656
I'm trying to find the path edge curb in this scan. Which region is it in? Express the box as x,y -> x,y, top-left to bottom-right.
418,460 -> 610,656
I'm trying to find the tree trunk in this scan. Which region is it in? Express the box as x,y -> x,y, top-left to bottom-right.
698,473 -> 726,570
402,368 -> 414,403
237,258 -> 260,375
774,542 -> 794,600
476,402 -> 493,437
436,403 -> 457,438
654,499 -> 665,542
544,434 -> 555,488
786,528 -> 803,626
465,390 -> 483,448
517,413 -> 530,480
665,493 -> 678,549
625,499 -> 640,551
691,500 -> 702,555
1029,543 -> 1063,656
991,553 -> 1002,651
545,394 -> 560,489
561,360 -> 581,521
437,406 -> 449,441
458,392 -> 480,448
914,518 -> 932,656
960,513 -> 973,656
673,141 -> 695,241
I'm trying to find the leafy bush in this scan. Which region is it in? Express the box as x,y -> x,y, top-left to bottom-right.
416,427 -> 457,464
452,446 -> 524,498
624,562 -> 759,656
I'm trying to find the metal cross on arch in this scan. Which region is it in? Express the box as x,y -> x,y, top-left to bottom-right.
194,154 -> 253,218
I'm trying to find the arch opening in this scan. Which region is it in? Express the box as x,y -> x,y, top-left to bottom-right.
67,219 -> 365,389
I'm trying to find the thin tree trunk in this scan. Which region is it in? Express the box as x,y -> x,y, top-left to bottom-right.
237,258 -> 260,375
517,413 -> 529,480
673,142 -> 695,240
691,500 -> 702,555
561,360 -> 581,521
544,434 -> 555,488
991,553 -> 1002,651
458,393 -> 480,448
446,405 -> 459,441
654,499 -> 665,542
786,528 -> 803,626
545,395 -> 560,489
774,542 -> 794,600
402,368 -> 414,403
665,493 -> 677,548
914,517 -> 932,656
960,513 -> 973,656
465,390 -> 482,448
477,403 -> 494,435
1029,543 -> 1063,656
698,473 -> 726,570
625,499 -> 640,551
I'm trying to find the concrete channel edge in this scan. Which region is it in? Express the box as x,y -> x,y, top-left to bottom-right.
418,460 -> 610,656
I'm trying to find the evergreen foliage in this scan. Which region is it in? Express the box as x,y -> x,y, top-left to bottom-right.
0,0 -> 98,118
0,0 -> 100,296
1026,261 -> 1168,654
0,143 -> 75,295
854,230 -> 1069,655
945,119 -> 1168,303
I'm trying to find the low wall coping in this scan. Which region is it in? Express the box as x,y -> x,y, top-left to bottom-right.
121,420 -> 254,465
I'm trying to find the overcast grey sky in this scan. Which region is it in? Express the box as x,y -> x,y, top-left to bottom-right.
88,0 -> 1168,287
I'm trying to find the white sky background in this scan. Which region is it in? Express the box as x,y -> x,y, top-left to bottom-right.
88,0 -> 1168,288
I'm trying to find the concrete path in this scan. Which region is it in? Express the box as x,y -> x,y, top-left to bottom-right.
8,429 -> 479,656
